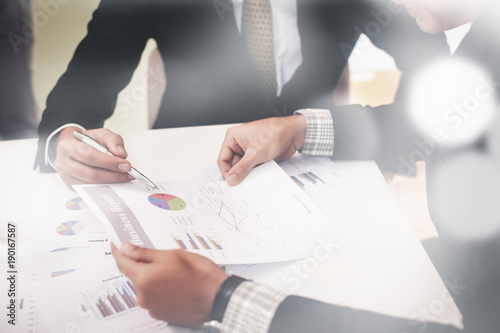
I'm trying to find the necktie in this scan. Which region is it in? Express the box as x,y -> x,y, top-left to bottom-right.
242,0 -> 277,101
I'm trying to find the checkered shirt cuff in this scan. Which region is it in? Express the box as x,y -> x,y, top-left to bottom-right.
220,281 -> 287,333
294,109 -> 334,156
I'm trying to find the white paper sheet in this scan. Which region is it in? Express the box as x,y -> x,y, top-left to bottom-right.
33,261 -> 196,333
225,261 -> 345,305
76,162 -> 352,265
279,154 -> 386,228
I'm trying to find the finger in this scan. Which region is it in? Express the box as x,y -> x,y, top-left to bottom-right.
85,128 -> 128,159
220,154 -> 244,182
218,145 -> 244,177
230,154 -> 243,168
111,243 -> 143,280
217,132 -> 245,177
226,148 -> 265,186
119,242 -> 156,263
56,156 -> 132,184
74,141 -> 131,172
217,145 -> 236,177
57,134 -> 132,174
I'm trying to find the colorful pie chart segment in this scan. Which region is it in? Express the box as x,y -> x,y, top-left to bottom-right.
56,221 -> 86,236
148,193 -> 187,211
65,197 -> 87,211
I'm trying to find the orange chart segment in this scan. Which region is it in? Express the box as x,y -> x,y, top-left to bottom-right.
148,193 -> 187,211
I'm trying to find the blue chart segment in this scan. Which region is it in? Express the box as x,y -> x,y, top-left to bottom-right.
51,247 -> 71,253
291,172 -> 325,189
50,247 -> 89,253
148,193 -> 187,211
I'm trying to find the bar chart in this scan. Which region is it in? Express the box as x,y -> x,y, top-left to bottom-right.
291,171 -> 326,189
85,280 -> 138,319
172,231 -> 224,251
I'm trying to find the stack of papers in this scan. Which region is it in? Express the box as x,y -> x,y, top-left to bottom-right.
76,161 -> 351,265
17,157 -> 353,332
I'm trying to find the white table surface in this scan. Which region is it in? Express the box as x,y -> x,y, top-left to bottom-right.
0,125 -> 462,329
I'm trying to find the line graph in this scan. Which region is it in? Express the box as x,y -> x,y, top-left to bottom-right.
200,183 -> 288,257
216,201 -> 268,244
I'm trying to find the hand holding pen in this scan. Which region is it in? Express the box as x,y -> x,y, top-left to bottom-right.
73,131 -> 159,189
51,127 -> 158,189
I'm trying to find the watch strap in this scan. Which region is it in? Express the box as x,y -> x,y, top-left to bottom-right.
210,275 -> 249,322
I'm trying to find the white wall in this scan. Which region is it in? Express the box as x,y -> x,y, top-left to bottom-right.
31,0 -> 153,133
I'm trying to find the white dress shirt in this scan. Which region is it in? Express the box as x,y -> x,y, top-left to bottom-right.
444,22 -> 472,56
232,0 -> 303,96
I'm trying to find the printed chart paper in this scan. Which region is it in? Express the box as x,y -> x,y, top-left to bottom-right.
76,162 -> 351,265
33,262 -> 195,333
279,154 -> 388,228
15,188 -> 200,333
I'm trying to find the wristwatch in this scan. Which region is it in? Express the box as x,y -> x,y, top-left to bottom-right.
202,320 -> 226,333
202,275 -> 249,332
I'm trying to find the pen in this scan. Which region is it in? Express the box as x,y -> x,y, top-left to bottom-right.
73,131 -> 160,190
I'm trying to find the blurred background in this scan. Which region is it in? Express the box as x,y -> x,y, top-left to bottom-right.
28,0 -> 433,240
30,0 -> 402,132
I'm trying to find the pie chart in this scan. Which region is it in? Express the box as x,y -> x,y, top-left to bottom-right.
65,197 -> 87,211
148,193 -> 187,211
56,221 -> 86,236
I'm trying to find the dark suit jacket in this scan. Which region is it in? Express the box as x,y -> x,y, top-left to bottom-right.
0,0 -> 37,140
268,2 -> 500,332
35,0 -> 447,171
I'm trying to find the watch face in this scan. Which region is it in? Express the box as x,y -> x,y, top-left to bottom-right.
202,321 -> 222,333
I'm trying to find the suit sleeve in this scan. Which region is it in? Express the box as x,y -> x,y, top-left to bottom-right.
269,296 -> 461,333
35,0 -> 151,171
330,102 -> 424,175
327,1 -> 450,174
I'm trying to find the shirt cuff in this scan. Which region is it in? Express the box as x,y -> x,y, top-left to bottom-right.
294,109 -> 334,156
220,281 -> 287,333
44,123 -> 86,169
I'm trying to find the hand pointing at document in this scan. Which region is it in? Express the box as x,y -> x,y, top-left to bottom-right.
217,115 -> 307,186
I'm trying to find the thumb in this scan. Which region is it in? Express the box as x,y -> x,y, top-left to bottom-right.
120,242 -> 156,263
226,149 -> 263,186
88,129 -> 128,159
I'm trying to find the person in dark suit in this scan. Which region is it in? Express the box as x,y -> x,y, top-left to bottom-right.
112,0 -> 500,332
35,0 -> 448,187
0,0 -> 37,140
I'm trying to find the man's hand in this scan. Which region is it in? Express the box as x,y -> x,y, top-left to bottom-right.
112,243 -> 228,328
218,115 -> 306,186
54,127 -> 133,187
